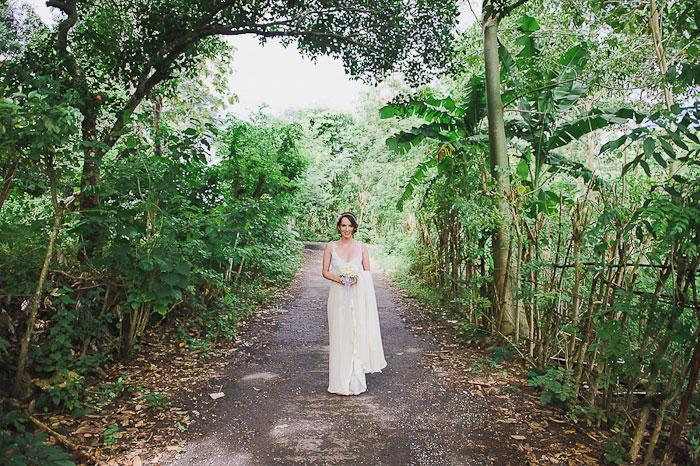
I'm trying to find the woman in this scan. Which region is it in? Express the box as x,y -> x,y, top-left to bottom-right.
322,212 -> 387,395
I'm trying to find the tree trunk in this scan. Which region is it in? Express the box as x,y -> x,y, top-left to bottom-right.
153,95 -> 163,158
649,0 -> 678,176
13,170 -> 65,396
0,156 -> 20,211
662,327 -> 700,465
643,351 -> 681,464
483,11 -> 515,335
78,113 -> 102,260
585,101 -> 596,171
253,173 -> 266,198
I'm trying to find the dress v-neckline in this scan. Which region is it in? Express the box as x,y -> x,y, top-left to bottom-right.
333,241 -> 361,263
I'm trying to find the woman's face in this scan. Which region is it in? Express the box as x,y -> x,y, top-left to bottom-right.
338,217 -> 354,239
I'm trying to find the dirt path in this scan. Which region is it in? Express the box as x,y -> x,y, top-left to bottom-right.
165,243 -> 492,465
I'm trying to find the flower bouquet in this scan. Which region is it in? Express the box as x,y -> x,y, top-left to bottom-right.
338,263 -> 359,286
338,263 -> 359,303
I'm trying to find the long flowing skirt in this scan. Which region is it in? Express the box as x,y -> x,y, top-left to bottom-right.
327,270 -> 387,395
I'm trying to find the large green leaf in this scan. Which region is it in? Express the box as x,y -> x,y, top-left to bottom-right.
544,151 -> 606,189
379,99 -> 459,123
396,156 -> 438,210
383,74 -> 488,207
550,44 -> 590,112
499,45 -> 517,80
518,14 -> 541,32
385,123 -> 458,154
461,75 -> 487,134
382,75 -> 486,156
549,107 -> 645,150
515,34 -> 539,58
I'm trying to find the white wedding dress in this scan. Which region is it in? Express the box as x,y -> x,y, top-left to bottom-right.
327,241 -> 387,395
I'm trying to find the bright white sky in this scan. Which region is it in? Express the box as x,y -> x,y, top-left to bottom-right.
224,35 -> 367,118
18,0 -> 478,119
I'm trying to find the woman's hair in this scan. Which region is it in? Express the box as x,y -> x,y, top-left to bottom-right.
336,212 -> 358,234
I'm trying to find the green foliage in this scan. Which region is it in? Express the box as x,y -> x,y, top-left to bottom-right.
375,9 -> 699,462
28,286 -> 112,376
0,432 -> 74,466
380,77 -> 487,210
0,78 -> 81,164
603,438 -> 629,464
491,346 -> 516,364
35,369 -> 85,412
381,80 -> 487,154
0,410 -> 73,465
142,390 -> 169,410
0,336 -> 9,358
0,10 -> 306,423
382,19 -> 645,214
602,101 -> 700,178
290,106 -> 415,243
528,368 -> 577,409
455,321 -> 490,346
0,411 -> 28,434
687,423 -> 700,464
471,357 -> 499,375
103,424 -> 119,447
500,28 -> 640,191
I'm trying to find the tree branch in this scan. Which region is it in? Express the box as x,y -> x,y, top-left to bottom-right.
46,1 -> 79,78
46,0 -> 97,120
104,21 -> 380,149
28,413 -> 101,464
505,0 -> 531,16
484,0 -> 531,22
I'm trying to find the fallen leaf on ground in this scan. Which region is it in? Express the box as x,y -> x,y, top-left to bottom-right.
209,392 -> 225,400
511,435 -> 527,440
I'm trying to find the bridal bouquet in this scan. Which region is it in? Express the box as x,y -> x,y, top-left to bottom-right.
338,264 -> 359,286
338,264 -> 359,304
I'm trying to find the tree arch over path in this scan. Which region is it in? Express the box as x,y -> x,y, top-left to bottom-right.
25,0 -> 458,255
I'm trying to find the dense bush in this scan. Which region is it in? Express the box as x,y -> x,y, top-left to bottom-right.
0,54 -> 305,457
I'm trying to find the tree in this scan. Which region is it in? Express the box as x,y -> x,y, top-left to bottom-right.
377,0 -> 532,335
0,77 -> 80,395
34,0 -> 458,257
481,0 -> 524,334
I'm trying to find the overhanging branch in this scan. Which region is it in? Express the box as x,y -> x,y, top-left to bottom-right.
46,0 -> 92,111
104,24 -> 382,149
505,0 -> 531,16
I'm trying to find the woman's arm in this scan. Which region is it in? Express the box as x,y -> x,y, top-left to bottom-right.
361,243 -> 370,272
322,243 -> 342,284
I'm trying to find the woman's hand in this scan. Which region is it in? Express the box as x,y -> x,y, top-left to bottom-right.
336,277 -> 357,286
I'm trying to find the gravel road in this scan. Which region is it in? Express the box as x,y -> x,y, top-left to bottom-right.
166,243 -> 492,465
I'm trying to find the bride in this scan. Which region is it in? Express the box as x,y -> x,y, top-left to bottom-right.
322,212 -> 387,395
